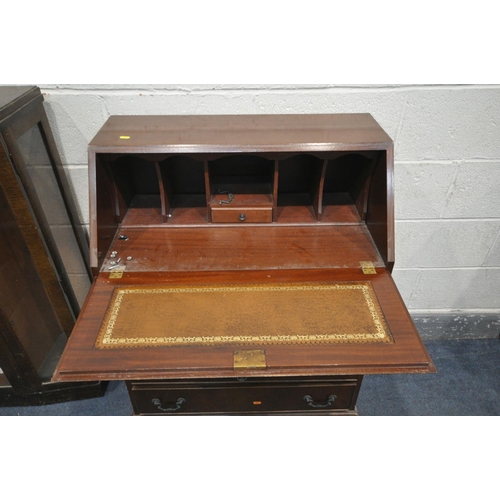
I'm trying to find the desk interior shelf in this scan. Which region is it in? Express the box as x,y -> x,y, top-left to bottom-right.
98,150 -> 382,228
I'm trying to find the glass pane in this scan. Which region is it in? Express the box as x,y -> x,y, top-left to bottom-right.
16,124 -> 90,309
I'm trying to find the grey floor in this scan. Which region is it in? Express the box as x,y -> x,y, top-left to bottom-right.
0,338 -> 498,416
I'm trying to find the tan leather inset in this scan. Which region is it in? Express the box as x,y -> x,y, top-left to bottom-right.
95,282 -> 393,349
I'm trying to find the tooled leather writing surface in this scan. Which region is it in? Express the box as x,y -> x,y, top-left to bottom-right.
94,282 -> 393,349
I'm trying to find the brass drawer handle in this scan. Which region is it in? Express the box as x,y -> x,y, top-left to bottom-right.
239,213 -> 246,221
152,397 -> 186,412
303,394 -> 337,408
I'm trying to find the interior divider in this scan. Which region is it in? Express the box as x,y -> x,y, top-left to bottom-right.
100,156 -> 122,224
155,161 -> 169,223
203,160 -> 211,222
356,154 -> 381,221
313,159 -> 328,221
273,160 -> 279,222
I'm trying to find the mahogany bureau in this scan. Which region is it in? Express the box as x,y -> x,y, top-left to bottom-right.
53,114 -> 435,415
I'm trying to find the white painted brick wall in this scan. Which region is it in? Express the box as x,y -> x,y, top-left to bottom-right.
38,84 -> 500,314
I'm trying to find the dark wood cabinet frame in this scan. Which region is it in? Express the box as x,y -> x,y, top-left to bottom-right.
0,86 -> 104,406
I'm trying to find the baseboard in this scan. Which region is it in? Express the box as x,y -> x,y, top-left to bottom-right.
411,313 -> 500,340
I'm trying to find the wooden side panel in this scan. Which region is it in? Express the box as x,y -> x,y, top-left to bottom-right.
0,308 -> 39,391
0,184 -> 64,372
366,149 -> 395,270
91,154 -> 119,275
0,138 -> 74,335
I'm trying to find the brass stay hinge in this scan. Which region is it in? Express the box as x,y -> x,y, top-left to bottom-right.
109,265 -> 126,279
360,261 -> 377,274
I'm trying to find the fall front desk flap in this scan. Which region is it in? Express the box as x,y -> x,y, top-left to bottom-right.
53,269 -> 434,381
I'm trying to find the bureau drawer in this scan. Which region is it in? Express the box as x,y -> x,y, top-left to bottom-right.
210,189 -> 273,223
127,377 -> 360,415
211,206 -> 273,223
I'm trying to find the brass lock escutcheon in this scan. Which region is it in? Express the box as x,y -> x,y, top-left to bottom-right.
234,349 -> 267,370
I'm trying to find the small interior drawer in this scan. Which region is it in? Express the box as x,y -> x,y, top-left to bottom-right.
211,206 -> 273,223
127,377 -> 360,415
210,190 -> 273,223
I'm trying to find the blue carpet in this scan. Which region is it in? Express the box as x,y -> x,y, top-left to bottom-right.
357,338 -> 500,415
0,338 -> 498,416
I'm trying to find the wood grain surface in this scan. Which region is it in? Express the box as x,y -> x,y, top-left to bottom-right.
89,114 -> 393,153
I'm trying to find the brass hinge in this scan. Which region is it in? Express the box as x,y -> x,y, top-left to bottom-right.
360,261 -> 377,274
109,265 -> 126,279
